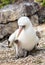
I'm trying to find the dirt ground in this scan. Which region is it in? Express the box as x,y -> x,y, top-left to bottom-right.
0,24 -> 45,65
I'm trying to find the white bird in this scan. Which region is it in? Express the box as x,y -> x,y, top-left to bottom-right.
8,16 -> 39,57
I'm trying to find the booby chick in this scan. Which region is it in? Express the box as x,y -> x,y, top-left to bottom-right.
8,16 -> 39,58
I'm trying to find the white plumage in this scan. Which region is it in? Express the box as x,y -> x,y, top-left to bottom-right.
8,16 -> 39,51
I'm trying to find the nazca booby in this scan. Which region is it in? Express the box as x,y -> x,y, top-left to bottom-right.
8,16 -> 39,57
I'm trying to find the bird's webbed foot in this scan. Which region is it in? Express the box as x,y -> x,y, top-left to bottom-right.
15,48 -> 28,59
22,49 -> 28,57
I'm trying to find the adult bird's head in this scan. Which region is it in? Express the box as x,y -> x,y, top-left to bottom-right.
17,16 -> 32,37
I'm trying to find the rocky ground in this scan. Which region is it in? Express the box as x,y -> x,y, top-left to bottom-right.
0,1 -> 45,65
0,24 -> 45,65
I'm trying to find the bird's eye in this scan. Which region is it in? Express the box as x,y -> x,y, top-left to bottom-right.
22,25 -> 25,28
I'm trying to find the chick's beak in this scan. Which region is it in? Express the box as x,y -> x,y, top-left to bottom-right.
17,26 -> 23,37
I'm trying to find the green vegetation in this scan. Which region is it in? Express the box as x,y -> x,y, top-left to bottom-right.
0,0 -> 45,8
34,0 -> 45,6
42,0 -> 45,6
0,0 -> 16,8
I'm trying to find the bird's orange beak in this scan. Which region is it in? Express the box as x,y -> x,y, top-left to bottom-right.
17,27 -> 23,37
